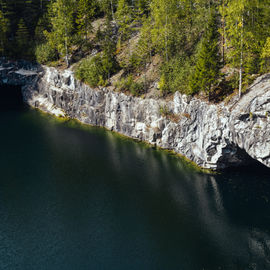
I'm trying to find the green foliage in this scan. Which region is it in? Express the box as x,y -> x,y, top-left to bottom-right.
75,15 -> 120,88
190,10 -> 221,95
159,105 -> 170,117
115,75 -> 144,96
126,16 -> 153,71
98,18 -> 120,78
260,37 -> 270,72
262,38 -> 270,58
15,18 -> 33,58
227,72 -> 239,90
44,0 -> 76,66
75,55 -> 107,87
149,0 -> 209,61
1,0 -> 270,100
223,0 -> 270,93
98,0 -> 117,19
35,42 -> 58,64
75,48 -> 119,88
116,0 -> 134,43
0,10 -> 9,55
159,56 -> 193,95
76,0 -> 97,41
34,14 -> 50,43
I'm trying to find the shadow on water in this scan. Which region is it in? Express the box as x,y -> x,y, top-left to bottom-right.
0,84 -> 24,111
0,85 -> 270,270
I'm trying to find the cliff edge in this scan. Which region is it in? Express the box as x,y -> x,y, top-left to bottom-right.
1,61 -> 270,170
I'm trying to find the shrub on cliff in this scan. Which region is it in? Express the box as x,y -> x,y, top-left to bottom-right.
159,56 -> 193,95
35,43 -> 58,64
115,75 -> 144,96
75,55 -> 106,87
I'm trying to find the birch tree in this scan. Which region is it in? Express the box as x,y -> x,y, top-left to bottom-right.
224,0 -> 266,98
45,0 -> 75,67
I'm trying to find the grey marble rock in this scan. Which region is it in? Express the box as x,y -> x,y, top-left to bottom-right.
1,60 -> 270,170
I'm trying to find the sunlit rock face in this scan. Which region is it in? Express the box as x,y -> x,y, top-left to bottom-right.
1,59 -> 270,170
229,74 -> 270,168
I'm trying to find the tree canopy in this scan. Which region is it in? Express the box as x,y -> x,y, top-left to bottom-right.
1,0 -> 270,98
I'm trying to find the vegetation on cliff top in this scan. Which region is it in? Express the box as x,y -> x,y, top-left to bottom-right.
1,0 -> 270,100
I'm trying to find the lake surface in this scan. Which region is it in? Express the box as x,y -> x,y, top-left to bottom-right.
0,85 -> 270,270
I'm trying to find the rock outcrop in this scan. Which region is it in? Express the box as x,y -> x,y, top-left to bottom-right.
0,59 -> 39,85
1,59 -> 270,170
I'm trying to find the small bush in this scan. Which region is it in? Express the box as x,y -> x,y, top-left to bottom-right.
159,56 -> 194,95
115,75 -> 144,96
226,72 -> 239,90
75,53 -> 119,87
75,55 -> 107,87
159,105 -> 182,122
35,43 -> 57,64
130,81 -> 144,96
159,105 -> 170,116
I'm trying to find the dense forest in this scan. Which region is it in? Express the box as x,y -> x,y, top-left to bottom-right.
1,0 -> 270,99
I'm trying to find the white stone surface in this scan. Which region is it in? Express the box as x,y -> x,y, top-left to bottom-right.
2,62 -> 270,170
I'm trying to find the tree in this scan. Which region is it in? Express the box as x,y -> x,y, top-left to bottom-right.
190,10 -> 221,96
76,0 -> 97,41
0,10 -> 8,55
45,0 -> 75,66
22,0 -> 40,33
219,0 -> 228,64
224,0 -> 268,98
150,0 -> 176,61
149,0 -> 208,62
116,0 -> 134,43
97,0 -> 117,20
261,37 -> 270,72
15,18 -> 30,56
100,17 -> 119,79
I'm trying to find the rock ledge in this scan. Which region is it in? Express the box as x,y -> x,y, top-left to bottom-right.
1,60 -> 270,170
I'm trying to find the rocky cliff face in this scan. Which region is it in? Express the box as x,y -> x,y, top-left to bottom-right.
1,60 -> 270,170
0,59 -> 39,85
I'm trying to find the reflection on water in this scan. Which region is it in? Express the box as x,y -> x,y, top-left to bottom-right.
0,87 -> 270,269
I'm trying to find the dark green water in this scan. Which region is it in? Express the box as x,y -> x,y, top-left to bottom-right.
1,85 -> 270,270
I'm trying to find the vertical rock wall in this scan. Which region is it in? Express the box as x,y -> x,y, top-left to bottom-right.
1,60 -> 270,170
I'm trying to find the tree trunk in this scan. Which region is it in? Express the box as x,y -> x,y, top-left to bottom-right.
239,15 -> 244,99
221,0 -> 225,64
65,25 -> 69,67
110,0 -> 115,21
165,14 -> 168,63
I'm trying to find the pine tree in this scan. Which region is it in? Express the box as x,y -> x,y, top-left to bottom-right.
98,0 -> 116,20
219,0 -> 228,64
0,9 -> 8,55
190,10 -> 221,95
150,0 -> 174,61
22,0 -> 40,34
149,0 -> 200,61
116,0 -> 134,43
261,37 -> 270,72
76,0 -> 97,41
101,17 -> 119,79
15,18 -> 30,54
135,0 -> 150,14
0,0 -> 14,34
